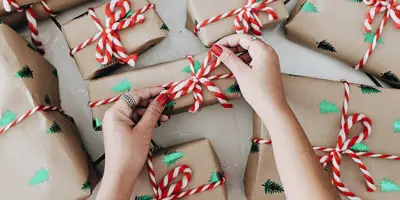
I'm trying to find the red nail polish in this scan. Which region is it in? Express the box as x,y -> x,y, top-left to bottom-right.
156,94 -> 168,107
211,45 -> 223,57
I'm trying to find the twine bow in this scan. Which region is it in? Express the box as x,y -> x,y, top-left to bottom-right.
193,0 -> 278,36
356,0 -> 400,69
70,0 -> 155,67
252,81 -> 400,200
146,153 -> 226,200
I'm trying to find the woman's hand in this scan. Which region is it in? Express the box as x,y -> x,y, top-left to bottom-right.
96,88 -> 169,200
210,34 -> 287,114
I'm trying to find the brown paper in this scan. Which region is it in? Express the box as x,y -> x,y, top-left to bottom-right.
186,0 -> 289,47
0,24 -> 94,199
62,0 -> 168,80
245,74 -> 400,199
0,0 -> 41,16
88,52 -> 240,125
286,0 -> 400,87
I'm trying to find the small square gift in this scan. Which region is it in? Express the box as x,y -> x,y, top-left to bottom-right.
245,74 -> 400,199
62,0 -> 168,79
0,24 -> 95,199
88,51 -> 240,131
186,0 -> 289,47
286,0 -> 400,87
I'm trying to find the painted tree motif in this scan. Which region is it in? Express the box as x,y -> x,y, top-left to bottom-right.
317,40 -> 337,52
225,82 -> 241,94
300,2 -> 318,13
52,69 -> 58,78
381,71 -> 400,84
93,117 -> 102,131
347,0 -> 363,2
47,121 -> 62,134
111,79 -> 132,92
262,179 -> 284,194
359,85 -> 381,94
393,120 -> 400,133
29,167 -> 49,185
209,171 -> 223,183
380,179 -> 400,192
164,100 -> 176,113
364,32 -> 383,44
182,60 -> 202,74
319,100 -> 340,114
160,23 -> 169,31
250,142 -> 259,154
134,195 -> 153,200
350,142 -> 370,152
162,151 -> 184,167
44,95 -> 52,104
81,177 -> 90,190
0,109 -> 16,127
14,65 -> 33,78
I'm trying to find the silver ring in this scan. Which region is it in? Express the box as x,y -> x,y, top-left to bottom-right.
249,36 -> 257,46
121,93 -> 137,108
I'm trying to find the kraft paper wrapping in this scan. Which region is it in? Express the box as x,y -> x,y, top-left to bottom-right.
62,0 -> 168,80
186,0 -> 289,47
0,24 -> 94,199
0,0 -> 41,16
286,0 -> 400,87
0,0 -> 91,29
244,74 -> 400,200
88,52 -> 240,127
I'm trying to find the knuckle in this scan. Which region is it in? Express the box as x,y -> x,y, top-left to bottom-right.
224,51 -> 236,65
148,103 -> 164,117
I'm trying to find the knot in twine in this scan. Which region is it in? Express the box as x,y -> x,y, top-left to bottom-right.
356,0 -> 400,69
193,0 -> 278,36
70,0 -> 155,67
146,154 -> 226,199
252,81 -> 400,200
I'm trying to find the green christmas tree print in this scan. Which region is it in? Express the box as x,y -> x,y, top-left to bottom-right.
47,121 -> 62,134
350,142 -> 370,152
262,179 -> 284,194
300,2 -> 318,13
364,32 -> 383,44
250,142 -> 259,154
14,65 -> 33,78
359,85 -> 381,94
162,151 -> 184,167
93,117 -> 102,131
392,120 -> 400,133
134,195 -> 153,200
381,71 -> 400,84
194,20 -> 198,26
81,177 -> 90,190
0,109 -> 16,127
111,79 -> 132,93
380,179 -> 400,192
319,100 -> 340,114
182,60 -> 201,74
52,69 -> 58,78
225,82 -> 241,94
347,0 -> 363,2
164,100 -> 176,113
44,95 -> 52,105
29,167 -> 49,185
160,23 -> 169,31
124,10 -> 134,19
317,40 -> 337,52
209,171 -> 223,183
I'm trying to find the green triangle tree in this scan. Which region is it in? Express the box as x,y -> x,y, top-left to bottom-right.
300,2 -> 318,13
162,151 -> 184,167
359,85 -> 381,94
134,195 -> 153,200
209,171 -> 223,183
52,69 -> 58,78
262,179 -> 284,194
347,0 -> 363,2
250,142 -> 259,154
160,23 -> 169,31
319,100 -> 340,114
182,60 -> 201,74
44,95 -> 52,105
29,167 -> 49,185
93,117 -> 102,131
47,121 -> 62,134
393,120 -> 400,133
81,177 -> 90,190
364,32 -> 383,44
111,79 -> 132,93
164,100 -> 176,113
225,82 -> 241,94
14,65 -> 33,78
350,142 -> 370,152
317,40 -> 337,52
0,109 -> 16,127
380,179 -> 400,192
381,71 -> 400,84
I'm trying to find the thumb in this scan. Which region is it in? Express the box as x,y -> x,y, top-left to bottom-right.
211,44 -> 250,76
137,94 -> 168,129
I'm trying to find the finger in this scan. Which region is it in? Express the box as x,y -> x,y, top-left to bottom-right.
133,108 -> 169,123
228,46 -> 247,54
137,98 -> 153,108
136,94 -> 168,129
160,114 -> 169,122
211,44 -> 250,76
238,52 -> 252,64
216,34 -> 269,59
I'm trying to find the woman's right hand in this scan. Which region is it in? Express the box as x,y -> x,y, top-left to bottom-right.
210,34 -> 287,113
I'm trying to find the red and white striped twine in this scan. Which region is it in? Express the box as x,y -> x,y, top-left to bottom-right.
0,105 -> 62,135
252,81 -> 400,200
89,50 -> 234,113
70,0 -> 154,67
3,0 -> 56,55
146,152 -> 226,200
355,0 -> 400,70
193,0 -> 278,36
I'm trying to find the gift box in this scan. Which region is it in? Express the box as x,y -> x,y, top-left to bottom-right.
186,0 -> 289,47
62,0 -> 168,79
245,74 -> 400,199
88,51 -> 240,130
286,0 -> 400,87
0,24 -> 95,199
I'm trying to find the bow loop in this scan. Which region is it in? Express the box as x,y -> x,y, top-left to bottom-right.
154,165 -> 192,199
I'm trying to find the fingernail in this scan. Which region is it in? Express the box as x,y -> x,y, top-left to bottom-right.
211,45 -> 223,57
156,94 -> 168,107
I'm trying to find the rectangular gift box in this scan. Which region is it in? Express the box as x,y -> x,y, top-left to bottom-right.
186,0 -> 289,47
244,74 -> 400,199
88,51 -> 240,129
286,0 -> 400,87
62,0 -> 168,80
0,24 -> 95,199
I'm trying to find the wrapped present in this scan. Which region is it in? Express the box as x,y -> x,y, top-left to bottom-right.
0,24 -> 96,199
244,74 -> 400,200
62,0 -> 168,79
88,50 -> 240,130
186,0 -> 289,47
286,0 -> 400,87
